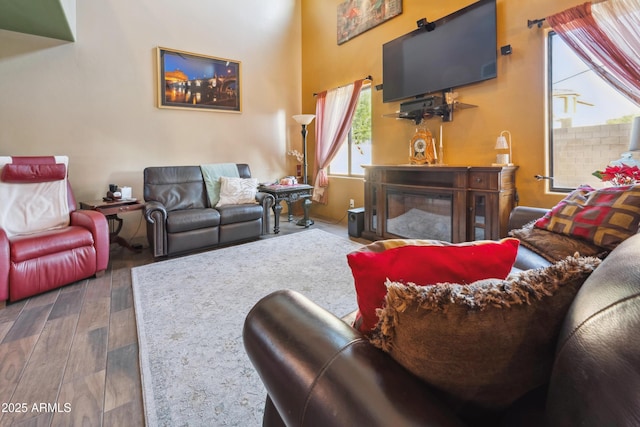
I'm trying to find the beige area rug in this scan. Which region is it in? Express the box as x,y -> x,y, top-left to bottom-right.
131,229 -> 363,426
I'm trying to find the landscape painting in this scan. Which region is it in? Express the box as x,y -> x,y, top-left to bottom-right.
157,47 -> 241,112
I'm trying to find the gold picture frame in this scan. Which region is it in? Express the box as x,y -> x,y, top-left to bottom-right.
156,47 -> 241,113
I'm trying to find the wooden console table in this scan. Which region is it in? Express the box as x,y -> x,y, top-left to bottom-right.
362,165 -> 517,242
79,199 -> 144,251
258,184 -> 313,233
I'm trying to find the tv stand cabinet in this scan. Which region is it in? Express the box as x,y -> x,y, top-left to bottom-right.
362,165 -> 517,242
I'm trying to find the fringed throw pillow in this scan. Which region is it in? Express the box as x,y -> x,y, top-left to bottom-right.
369,255 -> 601,415
510,220 -> 607,262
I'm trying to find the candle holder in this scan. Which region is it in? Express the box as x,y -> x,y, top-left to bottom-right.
437,125 -> 445,165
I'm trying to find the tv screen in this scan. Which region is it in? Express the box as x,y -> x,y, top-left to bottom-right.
383,0 -> 497,103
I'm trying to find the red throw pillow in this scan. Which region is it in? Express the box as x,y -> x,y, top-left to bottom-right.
347,238 -> 520,332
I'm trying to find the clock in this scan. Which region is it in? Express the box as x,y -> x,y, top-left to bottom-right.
410,128 -> 435,165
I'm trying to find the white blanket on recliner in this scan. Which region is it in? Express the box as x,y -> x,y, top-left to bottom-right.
0,156 -> 70,238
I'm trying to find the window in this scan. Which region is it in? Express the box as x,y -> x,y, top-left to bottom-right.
548,31 -> 640,192
329,86 -> 372,176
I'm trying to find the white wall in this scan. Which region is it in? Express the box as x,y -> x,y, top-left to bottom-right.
0,0 -> 301,239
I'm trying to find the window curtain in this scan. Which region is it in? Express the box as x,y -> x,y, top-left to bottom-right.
546,0 -> 640,106
312,79 -> 365,204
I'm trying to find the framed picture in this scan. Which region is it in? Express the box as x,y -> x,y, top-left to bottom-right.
156,47 -> 241,112
337,0 -> 402,45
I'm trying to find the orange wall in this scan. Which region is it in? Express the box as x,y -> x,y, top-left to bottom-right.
302,0 -> 578,222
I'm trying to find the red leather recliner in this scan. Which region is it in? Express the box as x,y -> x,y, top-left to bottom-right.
0,156 -> 109,306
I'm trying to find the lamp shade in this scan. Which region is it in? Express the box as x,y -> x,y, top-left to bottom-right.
293,114 -> 315,126
495,136 -> 509,150
628,116 -> 640,152
493,130 -> 513,166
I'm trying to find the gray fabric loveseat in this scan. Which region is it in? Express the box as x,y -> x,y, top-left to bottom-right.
143,163 -> 274,257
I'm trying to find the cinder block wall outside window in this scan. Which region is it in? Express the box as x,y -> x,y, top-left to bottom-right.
552,122 -> 634,189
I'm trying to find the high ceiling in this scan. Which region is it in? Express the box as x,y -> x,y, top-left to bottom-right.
0,0 -> 75,41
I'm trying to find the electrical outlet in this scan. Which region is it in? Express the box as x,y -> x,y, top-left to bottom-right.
349,199 -> 355,208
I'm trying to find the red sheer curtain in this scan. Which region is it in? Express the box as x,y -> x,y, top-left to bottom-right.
546,0 -> 640,105
312,79 -> 365,204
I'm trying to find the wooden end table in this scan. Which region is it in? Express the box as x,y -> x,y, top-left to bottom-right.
258,184 -> 313,234
79,199 -> 144,252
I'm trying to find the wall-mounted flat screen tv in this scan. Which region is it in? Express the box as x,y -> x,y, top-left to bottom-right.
382,0 -> 497,103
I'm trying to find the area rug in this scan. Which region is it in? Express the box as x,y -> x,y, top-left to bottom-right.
131,229 -> 363,427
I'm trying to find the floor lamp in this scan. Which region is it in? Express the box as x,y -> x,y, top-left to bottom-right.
292,114 -> 315,184
292,114 -> 315,226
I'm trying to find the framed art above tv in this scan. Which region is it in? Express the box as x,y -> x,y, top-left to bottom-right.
337,0 -> 402,45
156,47 -> 241,113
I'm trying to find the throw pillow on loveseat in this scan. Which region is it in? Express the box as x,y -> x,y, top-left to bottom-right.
369,254 -> 601,419
346,238 -> 520,332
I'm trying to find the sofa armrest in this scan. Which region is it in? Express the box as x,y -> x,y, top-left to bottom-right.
70,210 -> 109,272
508,206 -> 549,232
0,229 -> 9,303
144,201 -> 168,257
144,200 -> 167,223
243,290 -> 465,427
256,191 -> 275,235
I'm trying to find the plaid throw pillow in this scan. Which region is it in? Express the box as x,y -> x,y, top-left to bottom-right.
534,184 -> 640,250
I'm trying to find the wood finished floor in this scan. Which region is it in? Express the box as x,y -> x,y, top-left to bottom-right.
0,216 -> 362,426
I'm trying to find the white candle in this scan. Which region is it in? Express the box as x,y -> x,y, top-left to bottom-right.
439,125 -> 443,148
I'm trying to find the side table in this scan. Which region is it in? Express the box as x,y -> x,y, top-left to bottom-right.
258,184 -> 313,234
79,199 -> 144,252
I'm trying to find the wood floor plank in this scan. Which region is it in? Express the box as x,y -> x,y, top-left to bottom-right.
108,307 -> 137,351
104,342 -> 141,412
24,288 -> 60,308
0,335 -> 39,408
110,285 -> 133,313
2,304 -> 53,343
2,315 -> 78,425
111,264 -> 132,290
0,320 -> 14,342
103,399 -> 145,427
84,270 -> 113,302
11,412 -> 51,427
52,370 -> 106,427
63,326 -> 108,384
48,286 -> 86,321
0,299 -> 26,323
75,267 -> 112,333
76,296 -> 111,334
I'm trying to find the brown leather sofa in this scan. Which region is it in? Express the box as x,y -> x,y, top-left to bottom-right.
507,206 -> 552,271
243,207 -> 640,426
143,164 -> 274,257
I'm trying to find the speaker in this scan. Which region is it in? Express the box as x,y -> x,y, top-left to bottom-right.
500,44 -> 512,55
348,207 -> 364,238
